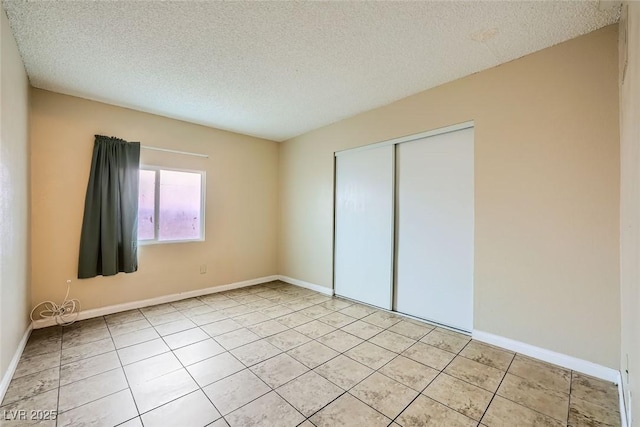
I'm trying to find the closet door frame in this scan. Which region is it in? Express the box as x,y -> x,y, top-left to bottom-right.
332,120 -> 474,330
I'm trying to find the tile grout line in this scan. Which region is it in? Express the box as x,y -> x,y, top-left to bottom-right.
108,315 -> 143,426
6,282 -> 619,427
57,376 -> 134,419
268,316 -> 440,424
388,333 -> 476,426
3,301 -> 448,424
567,370 -> 573,425
476,362 -> 587,427
55,326 -> 62,427
54,321 -> 134,425
193,299 -> 393,423
7,298 -> 420,412
477,349 -> 517,426
155,325 -> 226,425
348,325 -> 470,424
272,332 -> 388,423
134,294 -> 251,424
228,331 -> 345,419
139,286 -> 327,424
206,286 -> 330,425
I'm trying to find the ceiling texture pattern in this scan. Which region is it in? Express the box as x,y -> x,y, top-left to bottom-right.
3,1 -> 620,141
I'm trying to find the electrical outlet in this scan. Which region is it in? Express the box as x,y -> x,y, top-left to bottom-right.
199,265 -> 207,274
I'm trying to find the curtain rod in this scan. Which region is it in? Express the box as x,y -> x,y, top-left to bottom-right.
141,145 -> 209,158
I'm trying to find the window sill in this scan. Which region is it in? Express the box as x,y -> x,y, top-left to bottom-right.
138,238 -> 205,246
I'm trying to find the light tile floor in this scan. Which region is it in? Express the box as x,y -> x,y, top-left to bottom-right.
0,281 -> 621,427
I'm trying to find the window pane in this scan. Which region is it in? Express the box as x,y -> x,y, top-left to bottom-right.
138,170 -> 156,240
158,170 -> 202,241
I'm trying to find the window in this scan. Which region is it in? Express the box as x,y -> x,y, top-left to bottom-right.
138,167 -> 205,243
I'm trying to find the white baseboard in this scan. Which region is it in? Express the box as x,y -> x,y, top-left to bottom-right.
277,275 -> 334,296
474,329 -> 629,425
0,324 -> 32,404
473,330 -> 619,382
32,275 -> 279,329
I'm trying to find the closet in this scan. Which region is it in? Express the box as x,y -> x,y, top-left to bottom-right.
334,123 -> 474,332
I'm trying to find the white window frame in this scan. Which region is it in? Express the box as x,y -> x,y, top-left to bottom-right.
138,165 -> 206,245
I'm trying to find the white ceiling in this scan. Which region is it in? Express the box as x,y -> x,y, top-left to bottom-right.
3,1 -> 620,142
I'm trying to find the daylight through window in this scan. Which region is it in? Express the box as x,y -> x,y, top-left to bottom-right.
138,167 -> 205,243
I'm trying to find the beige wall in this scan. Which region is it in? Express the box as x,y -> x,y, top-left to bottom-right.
30,89 -> 278,311
279,25 -> 621,368
0,11 -> 31,383
619,1 -> 640,421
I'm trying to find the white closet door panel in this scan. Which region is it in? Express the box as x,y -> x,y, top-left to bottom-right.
395,128 -> 474,331
334,145 -> 394,309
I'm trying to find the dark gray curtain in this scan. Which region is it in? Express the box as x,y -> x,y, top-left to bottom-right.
78,135 -> 141,279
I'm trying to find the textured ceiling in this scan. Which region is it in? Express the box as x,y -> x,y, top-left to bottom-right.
3,1 -> 620,141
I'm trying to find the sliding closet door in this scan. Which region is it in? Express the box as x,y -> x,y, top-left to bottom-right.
395,128 -> 474,331
334,145 -> 394,309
